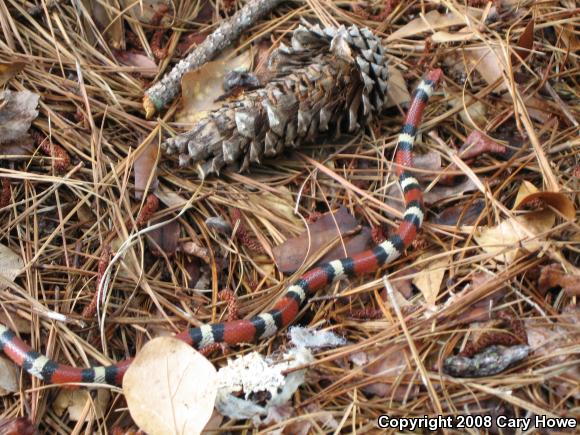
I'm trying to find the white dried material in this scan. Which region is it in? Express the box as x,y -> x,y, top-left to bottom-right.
289,326 -> 347,349
215,348 -> 313,420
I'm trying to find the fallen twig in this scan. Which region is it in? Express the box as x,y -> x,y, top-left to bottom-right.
143,0 -> 283,118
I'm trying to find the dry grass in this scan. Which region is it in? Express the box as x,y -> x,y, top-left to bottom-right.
0,0 -> 578,433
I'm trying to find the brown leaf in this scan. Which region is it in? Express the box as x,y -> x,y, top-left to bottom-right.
147,219 -> 180,256
474,210 -> 554,263
445,272 -> 509,324
123,337 -> 217,435
0,418 -> 35,435
0,62 -> 25,87
431,200 -> 485,226
0,90 -> 39,145
513,180 -> 575,220
0,137 -> 34,157
116,51 -> 158,78
0,310 -> 31,334
414,151 -> 442,174
179,241 -> 210,263
134,140 -> 159,199
272,207 -> 372,274
81,0 -> 125,49
424,178 -> 479,205
359,345 -> 420,399
538,263 -> 580,297
512,19 -> 534,64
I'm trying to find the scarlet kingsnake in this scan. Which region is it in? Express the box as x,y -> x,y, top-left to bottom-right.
0,69 -> 442,386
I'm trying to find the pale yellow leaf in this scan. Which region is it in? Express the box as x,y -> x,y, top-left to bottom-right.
123,337 -> 217,435
0,357 -> 18,396
474,210 -> 555,263
385,66 -> 410,108
0,244 -> 24,290
177,50 -> 252,124
387,9 -> 482,42
53,389 -> 110,421
431,28 -> 477,43
513,180 -> 539,207
412,253 -> 449,308
464,46 -> 506,89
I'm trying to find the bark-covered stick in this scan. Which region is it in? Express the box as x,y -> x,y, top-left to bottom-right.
143,0 -> 283,118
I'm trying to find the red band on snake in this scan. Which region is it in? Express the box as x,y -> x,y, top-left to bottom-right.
0,69 -> 443,386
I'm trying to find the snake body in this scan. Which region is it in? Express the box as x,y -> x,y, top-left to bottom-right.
0,70 -> 442,386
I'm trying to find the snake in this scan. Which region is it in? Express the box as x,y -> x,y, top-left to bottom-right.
0,69 -> 442,386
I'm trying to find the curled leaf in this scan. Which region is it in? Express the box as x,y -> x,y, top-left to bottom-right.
513,180 -> 575,220
0,62 -> 25,86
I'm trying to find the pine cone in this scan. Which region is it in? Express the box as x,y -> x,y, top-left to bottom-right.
163,23 -> 389,178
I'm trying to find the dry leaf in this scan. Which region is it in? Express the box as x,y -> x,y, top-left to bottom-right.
0,244 -> 24,289
474,210 -> 554,263
520,93 -> 551,123
0,357 -> 18,396
414,151 -> 442,174
513,180 -> 575,220
81,0 -> 124,49
0,90 -> 39,145
0,418 -> 35,435
53,389 -> 110,421
0,310 -> 30,334
538,263 -> 580,297
202,410 -> 224,434
116,51 -> 158,77
258,187 -> 302,228
384,66 -> 410,108
272,207 -> 371,274
412,252 -> 449,308
0,62 -> 25,87
431,27 -> 477,43
134,140 -> 159,199
432,200 -> 485,226
177,50 -> 252,123
359,345 -> 419,399
474,181 -> 575,262
146,219 -> 180,256
387,9 -> 482,42
512,19 -> 534,64
119,0 -> 173,24
123,337 -> 217,435
156,187 -> 190,208
464,46 -> 506,88
424,178 -> 479,204
447,91 -> 488,127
